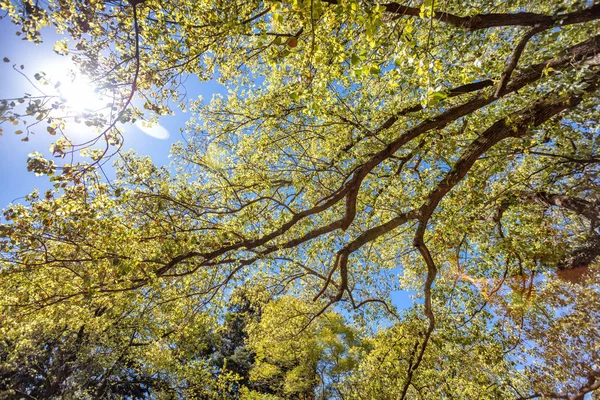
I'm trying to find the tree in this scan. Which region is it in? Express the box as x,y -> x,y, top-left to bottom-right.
213,289 -> 265,394
1,0 -> 600,398
0,322 -> 168,398
246,296 -> 364,399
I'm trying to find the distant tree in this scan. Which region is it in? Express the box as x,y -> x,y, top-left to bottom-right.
245,296 -> 364,399
0,323 -> 162,399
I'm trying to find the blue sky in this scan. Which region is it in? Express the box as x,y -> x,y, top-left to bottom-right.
0,17 -> 226,206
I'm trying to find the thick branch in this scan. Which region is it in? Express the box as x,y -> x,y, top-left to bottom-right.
495,25 -> 546,97
393,73 -> 600,399
521,192 -> 600,224
519,192 -> 600,269
156,35 -> 600,279
539,371 -> 600,400
558,234 -> 600,270
363,34 -> 600,160
323,1 -> 600,31
418,76 -> 599,233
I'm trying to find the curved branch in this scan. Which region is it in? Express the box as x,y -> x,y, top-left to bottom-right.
398,237 -> 437,400
394,72 -> 600,399
495,25 -> 547,97
418,75 -> 599,235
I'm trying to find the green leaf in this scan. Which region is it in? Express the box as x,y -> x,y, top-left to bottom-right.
53,39 -> 69,55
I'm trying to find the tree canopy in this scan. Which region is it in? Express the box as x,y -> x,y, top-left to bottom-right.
1,0 -> 600,398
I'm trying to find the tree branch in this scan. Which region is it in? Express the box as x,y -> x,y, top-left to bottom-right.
495,25 -> 546,97
323,1 -> 600,31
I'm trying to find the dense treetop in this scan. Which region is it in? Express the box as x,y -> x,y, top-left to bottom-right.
0,0 -> 599,398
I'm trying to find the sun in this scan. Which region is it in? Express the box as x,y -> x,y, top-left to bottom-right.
39,59 -> 111,114
56,70 -> 110,113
